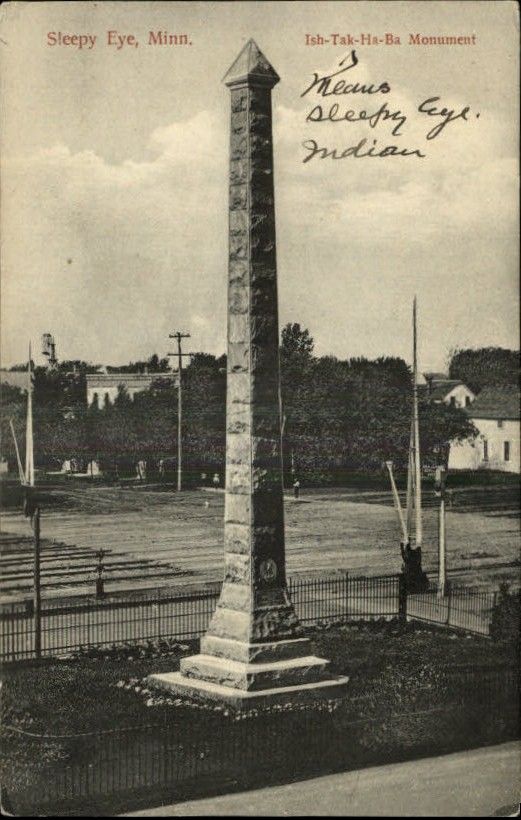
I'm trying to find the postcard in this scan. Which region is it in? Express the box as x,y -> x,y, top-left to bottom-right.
0,2 -> 519,817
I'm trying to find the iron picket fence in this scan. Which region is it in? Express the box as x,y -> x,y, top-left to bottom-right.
0,583 -> 221,662
407,581 -> 497,636
0,573 -> 505,663
2,664 -> 518,816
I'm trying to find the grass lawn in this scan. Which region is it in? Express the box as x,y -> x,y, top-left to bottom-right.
1,622 -> 515,735
1,622 -> 517,814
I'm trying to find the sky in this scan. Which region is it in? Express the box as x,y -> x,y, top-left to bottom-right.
0,0 -> 518,373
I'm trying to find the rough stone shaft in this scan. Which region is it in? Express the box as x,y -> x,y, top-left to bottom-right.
206,46 -> 300,645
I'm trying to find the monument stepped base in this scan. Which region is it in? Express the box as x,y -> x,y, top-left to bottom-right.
147,637 -> 348,708
147,667 -> 349,708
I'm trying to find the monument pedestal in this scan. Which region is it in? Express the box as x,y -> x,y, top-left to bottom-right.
148,671 -> 349,708
148,636 -> 348,707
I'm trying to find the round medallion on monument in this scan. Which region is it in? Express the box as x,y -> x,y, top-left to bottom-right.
259,558 -> 278,582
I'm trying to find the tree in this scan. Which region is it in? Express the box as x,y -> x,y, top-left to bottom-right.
279,324 -> 315,482
0,384 -> 26,470
36,404 -> 90,467
283,350 -> 477,482
280,323 -> 314,360
418,400 -> 478,468
0,336 -> 481,485
183,354 -> 226,477
448,347 -> 519,394
92,393 -> 139,474
108,353 -> 170,374
131,378 -> 176,463
8,362 -> 34,372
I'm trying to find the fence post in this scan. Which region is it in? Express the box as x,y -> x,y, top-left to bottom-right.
157,589 -> 163,641
446,584 -> 452,627
344,572 -> 349,622
96,549 -> 105,598
398,573 -> 407,623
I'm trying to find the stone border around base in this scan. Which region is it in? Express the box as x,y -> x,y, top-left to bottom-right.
147,671 -> 349,708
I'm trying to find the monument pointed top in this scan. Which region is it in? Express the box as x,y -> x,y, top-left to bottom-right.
223,39 -> 280,88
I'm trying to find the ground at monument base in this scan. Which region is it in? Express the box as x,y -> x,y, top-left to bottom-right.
147,669 -> 349,708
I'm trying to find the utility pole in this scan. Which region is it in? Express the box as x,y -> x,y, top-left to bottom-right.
24,344 -> 41,658
281,412 -> 287,487
412,296 -> 423,548
168,332 -> 191,492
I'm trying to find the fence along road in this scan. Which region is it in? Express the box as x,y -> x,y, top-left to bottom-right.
0,573 -> 499,662
4,670 -> 519,817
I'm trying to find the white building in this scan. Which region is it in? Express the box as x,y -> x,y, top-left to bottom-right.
85,372 -> 176,406
449,386 -> 520,473
421,373 -> 476,409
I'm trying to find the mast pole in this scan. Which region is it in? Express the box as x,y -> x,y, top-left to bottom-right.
168,331 -> 190,492
405,419 -> 414,540
177,334 -> 183,493
25,343 -> 35,488
412,297 -> 423,548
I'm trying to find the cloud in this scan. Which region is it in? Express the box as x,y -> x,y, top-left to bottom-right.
273,93 -> 518,245
1,110 -> 229,365
1,88 -> 518,371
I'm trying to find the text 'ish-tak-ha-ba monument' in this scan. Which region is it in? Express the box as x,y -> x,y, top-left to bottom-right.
149,40 -> 348,706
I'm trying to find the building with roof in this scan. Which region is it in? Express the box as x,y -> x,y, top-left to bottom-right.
85,372 -> 176,406
421,373 -> 476,409
448,386 -> 520,473
0,370 -> 29,392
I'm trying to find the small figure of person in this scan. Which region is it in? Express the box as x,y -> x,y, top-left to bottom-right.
137,459 -> 147,482
158,458 -> 165,480
400,540 -> 412,567
400,540 -> 429,593
213,472 -> 220,488
293,479 -> 300,499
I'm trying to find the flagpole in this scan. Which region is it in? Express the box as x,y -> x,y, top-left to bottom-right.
412,297 -> 423,548
405,419 -> 415,540
25,343 -> 35,487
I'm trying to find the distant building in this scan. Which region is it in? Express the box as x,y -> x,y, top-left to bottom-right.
449,386 -> 520,473
0,370 -> 29,392
421,373 -> 476,409
85,371 -> 176,406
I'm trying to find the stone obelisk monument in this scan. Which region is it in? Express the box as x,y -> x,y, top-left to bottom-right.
149,40 -> 348,706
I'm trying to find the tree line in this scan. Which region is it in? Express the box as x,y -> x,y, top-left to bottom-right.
3,329 -> 515,486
